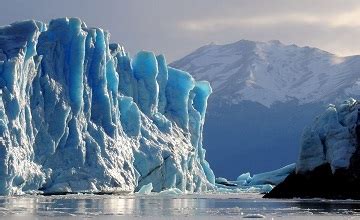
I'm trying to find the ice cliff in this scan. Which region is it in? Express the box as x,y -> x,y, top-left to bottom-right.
296,98 -> 360,173
265,98 -> 360,199
0,18 -> 215,195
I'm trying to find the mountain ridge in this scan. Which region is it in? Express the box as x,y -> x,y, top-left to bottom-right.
171,39 -> 360,108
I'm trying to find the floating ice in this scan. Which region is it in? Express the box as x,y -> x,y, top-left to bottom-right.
243,213 -> 266,218
260,184 -> 273,194
216,164 -> 294,194
215,184 -> 273,194
236,172 -> 251,185
234,164 -> 295,186
137,183 -> 153,194
249,163 -> 295,185
159,188 -> 183,195
215,177 -> 237,186
0,18 -> 215,195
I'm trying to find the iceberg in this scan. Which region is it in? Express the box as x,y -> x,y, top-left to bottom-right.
236,173 -> 251,185
215,184 -> 273,194
0,18 -> 215,195
215,164 -> 294,194
215,177 -> 237,186
247,163 -> 295,185
137,183 -> 153,195
233,163 -> 295,186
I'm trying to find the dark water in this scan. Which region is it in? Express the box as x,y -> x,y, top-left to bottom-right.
0,193 -> 359,219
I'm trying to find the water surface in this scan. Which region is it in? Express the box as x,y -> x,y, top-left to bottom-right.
0,193 -> 360,219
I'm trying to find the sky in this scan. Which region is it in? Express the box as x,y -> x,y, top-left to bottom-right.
1,0 -> 360,62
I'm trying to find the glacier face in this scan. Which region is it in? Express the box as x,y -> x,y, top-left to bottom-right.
264,98 -> 360,199
296,98 -> 360,174
0,18 -> 215,195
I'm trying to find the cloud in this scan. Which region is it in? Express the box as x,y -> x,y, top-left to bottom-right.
180,15 -> 319,31
1,0 -> 360,61
180,7 -> 360,32
330,8 -> 360,27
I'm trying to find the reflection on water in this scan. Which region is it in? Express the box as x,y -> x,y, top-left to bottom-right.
0,193 -> 359,219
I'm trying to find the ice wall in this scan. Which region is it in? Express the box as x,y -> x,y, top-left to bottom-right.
296,98 -> 359,173
0,18 -> 215,195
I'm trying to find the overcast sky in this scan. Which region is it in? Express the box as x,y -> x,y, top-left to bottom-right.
1,0 -> 360,62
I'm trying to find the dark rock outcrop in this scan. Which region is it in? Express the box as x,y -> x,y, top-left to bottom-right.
264,163 -> 360,199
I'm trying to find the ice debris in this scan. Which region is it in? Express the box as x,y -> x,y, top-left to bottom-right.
137,183 -> 153,195
159,188 -> 183,195
215,164 -> 295,194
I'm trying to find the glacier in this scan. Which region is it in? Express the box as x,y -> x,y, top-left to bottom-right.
0,17 -> 215,195
265,98 -> 360,199
296,98 -> 359,173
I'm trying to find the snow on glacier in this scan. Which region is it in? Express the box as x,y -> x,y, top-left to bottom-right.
296,98 -> 359,173
0,18 -> 215,195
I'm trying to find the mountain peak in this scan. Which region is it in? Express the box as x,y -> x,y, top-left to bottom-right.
171,40 -> 360,107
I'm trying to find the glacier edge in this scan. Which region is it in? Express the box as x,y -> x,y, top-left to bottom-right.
0,17 -> 215,195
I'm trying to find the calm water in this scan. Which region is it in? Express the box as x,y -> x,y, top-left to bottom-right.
0,193 -> 360,219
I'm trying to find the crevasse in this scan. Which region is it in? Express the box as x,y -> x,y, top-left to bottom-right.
0,17 -> 215,195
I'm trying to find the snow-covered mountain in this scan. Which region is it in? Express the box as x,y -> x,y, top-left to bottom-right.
0,18 -> 215,195
171,40 -> 360,178
172,40 -> 360,107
